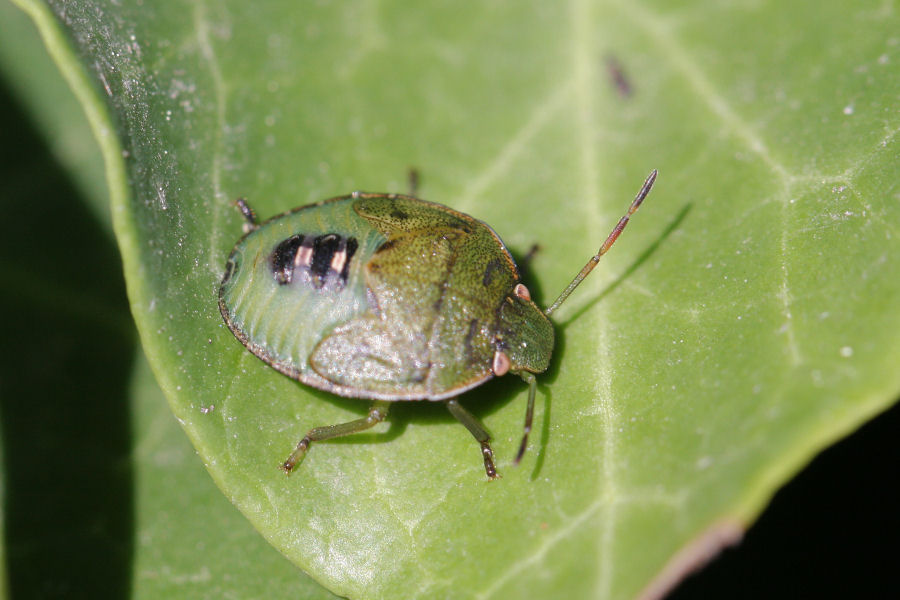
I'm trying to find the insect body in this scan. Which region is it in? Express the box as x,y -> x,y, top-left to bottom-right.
219,171 -> 657,479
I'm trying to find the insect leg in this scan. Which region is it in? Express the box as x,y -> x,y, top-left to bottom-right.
520,243 -> 541,268
234,197 -> 259,232
513,371 -> 537,465
407,168 -> 420,196
446,399 -> 499,480
281,401 -> 391,474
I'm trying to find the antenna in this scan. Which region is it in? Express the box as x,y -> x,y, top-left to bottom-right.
544,169 -> 657,316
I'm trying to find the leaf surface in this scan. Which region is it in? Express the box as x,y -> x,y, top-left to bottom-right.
13,0 -> 900,598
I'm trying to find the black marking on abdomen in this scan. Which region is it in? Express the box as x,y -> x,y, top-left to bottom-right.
222,257 -> 236,284
310,234 -> 341,285
340,238 -> 359,280
271,234 -> 305,284
269,233 -> 358,290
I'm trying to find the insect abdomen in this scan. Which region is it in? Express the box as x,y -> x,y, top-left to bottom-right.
219,198 -> 385,388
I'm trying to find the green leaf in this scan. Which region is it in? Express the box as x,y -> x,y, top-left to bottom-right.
0,2 -> 336,598
130,354 -> 342,599
13,0 -> 900,598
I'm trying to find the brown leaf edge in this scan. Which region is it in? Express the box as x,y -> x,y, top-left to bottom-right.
637,520 -> 744,600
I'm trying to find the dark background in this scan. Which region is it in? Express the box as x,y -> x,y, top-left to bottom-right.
671,400 -> 900,599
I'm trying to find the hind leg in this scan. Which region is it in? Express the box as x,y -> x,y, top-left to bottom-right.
281,401 -> 391,474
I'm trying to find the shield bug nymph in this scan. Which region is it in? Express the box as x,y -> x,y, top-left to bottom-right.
219,170 -> 657,479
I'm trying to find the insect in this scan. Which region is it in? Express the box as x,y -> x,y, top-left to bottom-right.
219,170 -> 657,479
